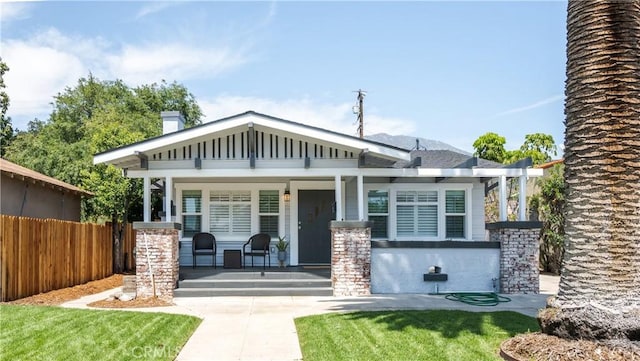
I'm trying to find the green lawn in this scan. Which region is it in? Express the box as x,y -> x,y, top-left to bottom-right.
295,310 -> 538,361
0,305 -> 201,361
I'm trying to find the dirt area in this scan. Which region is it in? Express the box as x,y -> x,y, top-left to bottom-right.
501,333 -> 640,361
7,274 -> 123,306
88,297 -> 173,308
5,274 -> 171,308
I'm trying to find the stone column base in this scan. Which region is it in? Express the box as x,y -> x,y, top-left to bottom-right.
133,222 -> 181,301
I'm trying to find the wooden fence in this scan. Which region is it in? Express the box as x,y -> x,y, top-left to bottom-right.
0,215 -> 135,302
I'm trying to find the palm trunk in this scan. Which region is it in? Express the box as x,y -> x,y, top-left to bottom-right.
539,0 -> 640,341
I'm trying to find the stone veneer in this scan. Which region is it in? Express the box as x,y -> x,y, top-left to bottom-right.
487,221 -> 541,294
132,222 -> 181,301
330,221 -> 372,296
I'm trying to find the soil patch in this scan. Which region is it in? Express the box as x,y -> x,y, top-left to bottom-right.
501,333 -> 640,361
88,297 -> 173,308
6,274 -> 123,306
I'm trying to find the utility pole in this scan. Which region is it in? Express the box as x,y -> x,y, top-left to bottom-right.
353,89 -> 366,138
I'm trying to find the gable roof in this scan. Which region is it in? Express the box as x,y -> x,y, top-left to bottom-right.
94,111 -> 411,166
0,158 -> 93,196
395,150 -> 504,169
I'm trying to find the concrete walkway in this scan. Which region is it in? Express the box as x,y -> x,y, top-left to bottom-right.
62,276 -> 560,361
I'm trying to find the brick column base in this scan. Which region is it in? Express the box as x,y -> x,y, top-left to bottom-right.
133,222 -> 181,301
487,221 -> 541,294
330,221 -> 372,296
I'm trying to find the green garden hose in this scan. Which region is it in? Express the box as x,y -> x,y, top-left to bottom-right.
443,293 -> 511,306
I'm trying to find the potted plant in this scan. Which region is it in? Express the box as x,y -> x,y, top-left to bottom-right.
276,236 -> 289,268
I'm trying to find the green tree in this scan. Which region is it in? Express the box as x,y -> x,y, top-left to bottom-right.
472,132 -> 507,163
533,164 -> 565,274
540,0 -> 640,341
5,75 -> 202,272
520,133 -> 557,165
473,132 -> 558,222
0,58 -> 14,157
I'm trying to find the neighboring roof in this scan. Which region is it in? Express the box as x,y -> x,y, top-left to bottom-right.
94,111 -> 411,166
535,159 -> 564,169
395,150 -> 504,169
0,158 -> 93,196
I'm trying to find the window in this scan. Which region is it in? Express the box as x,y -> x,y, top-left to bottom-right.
367,190 -> 388,239
182,190 -> 202,238
396,191 -> 438,237
209,191 -> 251,235
445,190 -> 466,238
259,190 -> 279,236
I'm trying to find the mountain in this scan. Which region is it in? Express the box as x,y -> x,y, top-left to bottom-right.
365,133 -> 472,155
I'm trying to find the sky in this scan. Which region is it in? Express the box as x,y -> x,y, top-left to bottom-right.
1,1 -> 567,154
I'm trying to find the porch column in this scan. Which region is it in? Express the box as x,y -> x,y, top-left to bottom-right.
165,176 -> 173,222
330,221 -> 372,296
133,222 -> 181,300
518,172 -> 527,221
357,175 -> 364,221
143,176 -> 151,222
335,175 -> 343,221
487,221 -> 541,294
499,175 -> 507,221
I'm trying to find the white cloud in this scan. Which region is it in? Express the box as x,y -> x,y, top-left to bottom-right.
2,27 -> 250,128
135,2 -> 180,19
2,35 -> 88,121
106,43 -> 248,85
494,94 -> 563,117
199,95 -> 416,138
0,2 -> 33,23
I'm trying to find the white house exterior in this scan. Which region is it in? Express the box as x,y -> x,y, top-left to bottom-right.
95,111 -> 542,294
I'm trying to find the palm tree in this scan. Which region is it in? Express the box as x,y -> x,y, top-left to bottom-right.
539,0 -> 640,341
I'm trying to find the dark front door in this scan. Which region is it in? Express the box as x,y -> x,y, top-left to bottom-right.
298,190 -> 335,264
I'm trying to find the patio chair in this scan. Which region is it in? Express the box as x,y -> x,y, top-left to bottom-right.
243,233 -> 271,269
192,232 -> 217,268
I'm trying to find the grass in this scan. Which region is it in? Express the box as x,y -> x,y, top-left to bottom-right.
295,310 -> 539,361
0,305 -> 201,361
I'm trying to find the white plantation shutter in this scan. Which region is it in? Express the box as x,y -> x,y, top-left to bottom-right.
232,203 -> 251,233
209,203 -> 230,233
396,191 -> 438,237
417,205 -> 438,236
210,191 -> 251,235
396,205 -> 415,236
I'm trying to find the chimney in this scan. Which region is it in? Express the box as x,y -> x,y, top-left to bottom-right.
161,111 -> 185,135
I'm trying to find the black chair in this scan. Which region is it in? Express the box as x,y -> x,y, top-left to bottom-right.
192,232 -> 216,268
243,233 -> 271,269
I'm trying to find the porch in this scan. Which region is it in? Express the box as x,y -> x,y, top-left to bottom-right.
176,266 -> 332,297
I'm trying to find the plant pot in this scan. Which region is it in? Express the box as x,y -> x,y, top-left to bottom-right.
277,251 -> 287,262
277,251 -> 287,268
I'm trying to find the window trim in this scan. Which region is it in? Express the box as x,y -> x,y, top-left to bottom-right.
445,189 -> 467,239
176,183 -> 286,242
258,190 -> 280,236
209,190 -> 252,236
181,190 -> 202,239
365,183 -> 473,241
367,189 -> 389,240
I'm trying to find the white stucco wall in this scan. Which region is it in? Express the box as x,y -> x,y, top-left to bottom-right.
371,247 -> 500,293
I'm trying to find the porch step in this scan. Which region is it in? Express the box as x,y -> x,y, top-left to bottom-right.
179,271 -> 329,281
178,279 -> 331,289
175,268 -> 333,297
174,287 -> 333,297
